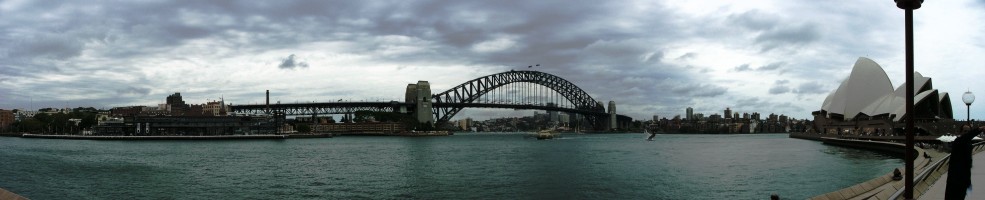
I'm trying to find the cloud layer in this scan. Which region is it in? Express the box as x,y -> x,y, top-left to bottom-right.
2,0 -> 985,120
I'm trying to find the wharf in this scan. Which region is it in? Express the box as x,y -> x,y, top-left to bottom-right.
338,131 -> 451,136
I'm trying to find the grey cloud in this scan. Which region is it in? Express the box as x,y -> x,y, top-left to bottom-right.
729,11 -> 779,31
769,80 -> 791,94
727,10 -> 821,52
734,64 -> 752,72
755,23 -> 820,52
795,82 -> 828,94
6,33 -> 85,60
734,63 -> 783,72
676,52 -> 697,61
758,62 -> 783,71
669,83 -> 728,98
0,0 -> 849,120
735,97 -> 767,108
769,85 -> 791,94
116,86 -> 152,96
279,54 -> 309,69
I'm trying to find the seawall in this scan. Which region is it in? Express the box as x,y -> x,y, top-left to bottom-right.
790,133 -> 931,200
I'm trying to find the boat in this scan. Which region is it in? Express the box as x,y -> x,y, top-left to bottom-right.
645,124 -> 661,141
536,130 -> 555,140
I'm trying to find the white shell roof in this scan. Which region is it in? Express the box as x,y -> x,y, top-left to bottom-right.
821,57 -> 895,120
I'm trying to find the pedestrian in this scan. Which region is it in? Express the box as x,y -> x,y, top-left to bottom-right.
945,125 -> 982,199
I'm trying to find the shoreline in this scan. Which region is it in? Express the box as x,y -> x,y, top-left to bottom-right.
12,133 -> 337,140
790,133 -> 933,199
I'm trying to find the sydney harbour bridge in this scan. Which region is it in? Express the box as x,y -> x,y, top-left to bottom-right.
229,70 -> 633,131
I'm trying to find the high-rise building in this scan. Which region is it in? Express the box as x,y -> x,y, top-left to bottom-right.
166,93 -> 185,106
724,107 -> 732,119
686,107 -> 694,121
166,92 -> 190,115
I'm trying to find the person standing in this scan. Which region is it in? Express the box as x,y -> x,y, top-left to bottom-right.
945,125 -> 983,199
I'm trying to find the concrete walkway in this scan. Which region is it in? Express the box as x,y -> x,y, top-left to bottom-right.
0,187 -> 28,200
919,152 -> 985,199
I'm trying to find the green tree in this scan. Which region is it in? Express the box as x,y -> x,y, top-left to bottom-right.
296,124 -> 311,133
18,119 -> 44,132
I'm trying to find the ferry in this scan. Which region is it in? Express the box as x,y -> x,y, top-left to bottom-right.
536,130 -> 555,140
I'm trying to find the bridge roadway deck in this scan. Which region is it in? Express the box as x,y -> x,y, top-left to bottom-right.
230,102 -> 608,116
918,151 -> 985,199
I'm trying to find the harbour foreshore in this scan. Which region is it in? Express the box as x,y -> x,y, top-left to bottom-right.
1,131 -> 453,140
0,187 -> 28,200
13,133 -> 340,140
790,133 -> 966,200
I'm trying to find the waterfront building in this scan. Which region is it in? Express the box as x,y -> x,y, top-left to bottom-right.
202,100 -> 228,116
93,115 -> 278,135
0,109 -> 14,130
315,122 -> 405,135
14,110 -> 39,122
812,57 -> 954,134
110,106 -> 146,117
457,118 -> 473,130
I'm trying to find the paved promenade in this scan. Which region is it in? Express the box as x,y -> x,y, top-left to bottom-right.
918,152 -> 985,199
0,187 -> 28,200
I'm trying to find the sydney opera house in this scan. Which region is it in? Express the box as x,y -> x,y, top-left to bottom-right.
811,57 -> 954,135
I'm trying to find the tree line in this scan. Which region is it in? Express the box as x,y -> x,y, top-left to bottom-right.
3,107 -> 100,134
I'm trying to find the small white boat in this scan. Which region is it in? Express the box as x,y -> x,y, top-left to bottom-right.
536,130 -> 555,140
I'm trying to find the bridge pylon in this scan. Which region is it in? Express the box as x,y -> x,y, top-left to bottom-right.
406,81 -> 434,126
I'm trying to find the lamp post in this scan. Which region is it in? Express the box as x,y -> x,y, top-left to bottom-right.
964,91 -> 975,126
894,0 -> 922,199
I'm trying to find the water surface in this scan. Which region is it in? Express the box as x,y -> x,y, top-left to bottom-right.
0,133 -> 900,199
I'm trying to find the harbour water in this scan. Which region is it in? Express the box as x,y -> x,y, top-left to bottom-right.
0,133 -> 900,199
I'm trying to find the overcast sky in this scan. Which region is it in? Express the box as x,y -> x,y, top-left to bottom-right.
2,0 -> 985,121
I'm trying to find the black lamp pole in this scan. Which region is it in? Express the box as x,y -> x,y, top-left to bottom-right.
964,91 -> 975,126
894,0 -> 922,199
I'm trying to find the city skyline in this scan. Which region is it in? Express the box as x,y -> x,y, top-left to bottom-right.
3,0 -> 985,120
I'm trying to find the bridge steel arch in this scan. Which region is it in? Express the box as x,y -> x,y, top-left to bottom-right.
431,70 -> 606,128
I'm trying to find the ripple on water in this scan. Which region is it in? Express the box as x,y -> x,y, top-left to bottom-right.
0,134 -> 900,199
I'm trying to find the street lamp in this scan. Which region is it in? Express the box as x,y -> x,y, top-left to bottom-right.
964,91 -> 975,126
894,0 -> 922,199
